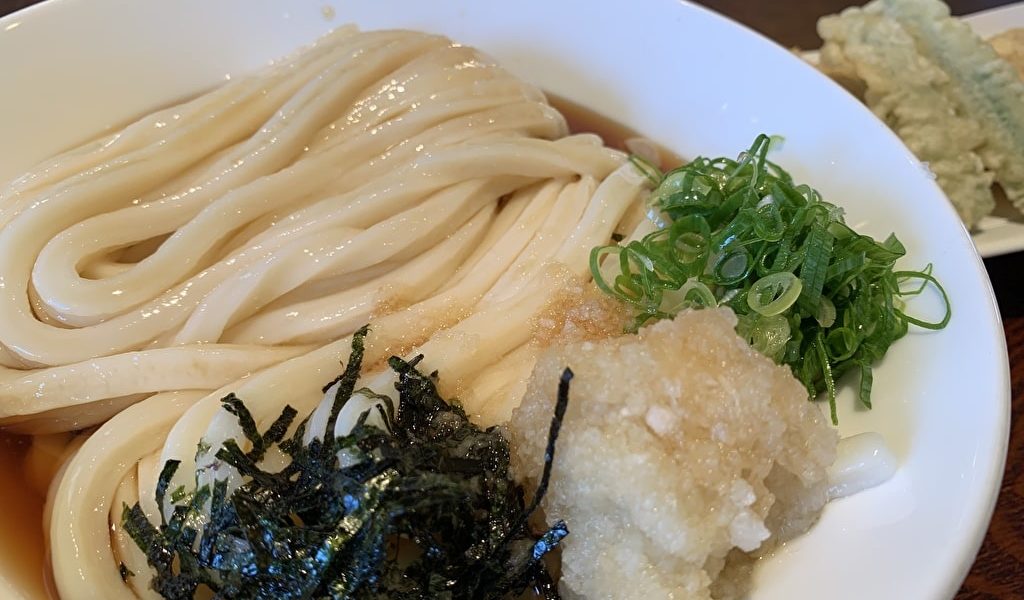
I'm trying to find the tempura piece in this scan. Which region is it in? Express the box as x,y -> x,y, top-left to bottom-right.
819,0 -> 1024,227
819,4 -> 995,227
508,308 -> 837,599
813,47 -> 867,98
878,0 -> 1024,210
989,28 -> 1024,79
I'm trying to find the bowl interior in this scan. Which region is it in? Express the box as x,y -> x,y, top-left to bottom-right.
0,1 -> 1009,598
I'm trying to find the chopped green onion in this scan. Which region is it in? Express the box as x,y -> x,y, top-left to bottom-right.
741,313 -> 791,362
748,272 -> 803,316
893,267 -> 952,330
816,331 -> 839,425
661,278 -> 717,312
816,296 -> 837,328
796,222 -> 834,314
590,134 -> 951,423
628,154 -> 662,186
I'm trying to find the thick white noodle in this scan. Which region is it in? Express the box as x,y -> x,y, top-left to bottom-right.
50,391 -> 206,599
109,469 -> 163,600
16,27 -> 647,598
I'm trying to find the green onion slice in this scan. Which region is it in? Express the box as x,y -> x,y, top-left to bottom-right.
748,272 -> 802,316
597,134 -> 952,424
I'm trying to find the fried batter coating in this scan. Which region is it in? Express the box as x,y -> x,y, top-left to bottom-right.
818,0 -> 1024,228
819,3 -> 996,228
989,28 -> 1024,80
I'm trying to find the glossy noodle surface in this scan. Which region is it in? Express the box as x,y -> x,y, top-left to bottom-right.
0,27 -> 645,598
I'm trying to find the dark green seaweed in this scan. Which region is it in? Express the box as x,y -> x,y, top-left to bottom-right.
124,327 -> 569,599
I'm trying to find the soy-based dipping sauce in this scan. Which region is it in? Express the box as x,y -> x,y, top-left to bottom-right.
0,433 -> 49,599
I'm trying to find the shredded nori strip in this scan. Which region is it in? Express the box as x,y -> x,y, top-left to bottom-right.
123,327 -> 569,599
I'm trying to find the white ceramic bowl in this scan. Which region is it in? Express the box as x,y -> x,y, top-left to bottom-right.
0,1 -> 1010,598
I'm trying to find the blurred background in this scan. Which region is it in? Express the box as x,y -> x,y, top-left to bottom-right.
698,1 -> 1009,48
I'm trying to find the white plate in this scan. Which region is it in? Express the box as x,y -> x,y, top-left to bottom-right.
803,2 -> 1024,258
0,1 -> 1010,599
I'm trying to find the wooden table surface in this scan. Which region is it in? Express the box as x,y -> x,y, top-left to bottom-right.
0,0 -> 1021,598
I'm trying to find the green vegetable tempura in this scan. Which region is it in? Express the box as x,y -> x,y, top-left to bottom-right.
591,134 -> 950,423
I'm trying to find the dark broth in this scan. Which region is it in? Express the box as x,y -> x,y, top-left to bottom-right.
0,433 -> 48,598
547,93 -> 684,170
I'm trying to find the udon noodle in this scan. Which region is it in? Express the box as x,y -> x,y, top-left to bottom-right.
0,27 -> 647,598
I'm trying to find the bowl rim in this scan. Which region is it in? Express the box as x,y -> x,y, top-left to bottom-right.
0,0 -> 1011,598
